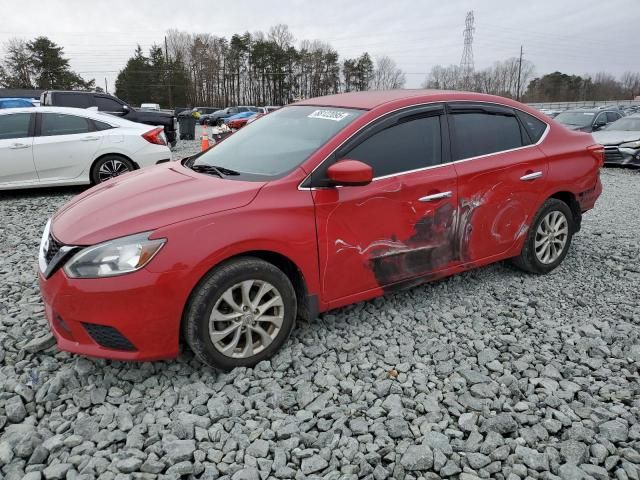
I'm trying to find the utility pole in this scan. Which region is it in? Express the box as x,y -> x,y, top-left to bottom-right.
165,36 -> 173,109
104,77 -> 108,94
516,45 -> 523,101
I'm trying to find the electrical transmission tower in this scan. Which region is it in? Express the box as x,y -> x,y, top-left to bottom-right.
459,11 -> 475,90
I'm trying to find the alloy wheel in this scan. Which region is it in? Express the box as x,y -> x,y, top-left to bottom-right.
98,159 -> 130,182
535,210 -> 569,264
209,280 -> 284,358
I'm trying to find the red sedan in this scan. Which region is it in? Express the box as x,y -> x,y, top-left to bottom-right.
38,90 -> 603,369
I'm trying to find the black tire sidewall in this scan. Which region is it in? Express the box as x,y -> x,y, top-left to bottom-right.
185,258 -> 297,370
91,156 -> 134,184
523,199 -> 575,274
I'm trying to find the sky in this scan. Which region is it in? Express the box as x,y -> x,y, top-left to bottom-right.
1,0 -> 638,92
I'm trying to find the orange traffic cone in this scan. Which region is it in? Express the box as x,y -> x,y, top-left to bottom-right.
201,127 -> 210,151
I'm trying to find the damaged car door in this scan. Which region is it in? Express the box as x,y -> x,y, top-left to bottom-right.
309,104 -> 461,303
446,103 -> 549,263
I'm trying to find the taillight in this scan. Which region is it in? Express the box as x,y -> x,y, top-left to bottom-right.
142,127 -> 167,146
587,144 -> 604,167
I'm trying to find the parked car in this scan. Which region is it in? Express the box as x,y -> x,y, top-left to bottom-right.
225,111 -> 258,129
245,113 -> 264,126
554,108 -> 622,132
227,116 -> 256,130
183,107 -> 219,120
0,106 -> 171,190
201,106 -> 258,126
38,91 -> 603,369
592,114 -> 640,167
41,91 -> 178,147
0,98 -> 34,109
140,103 -> 160,111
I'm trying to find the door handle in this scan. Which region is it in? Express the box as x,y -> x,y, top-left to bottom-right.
419,191 -> 453,202
9,143 -> 30,149
520,171 -> 543,181
81,136 -> 100,141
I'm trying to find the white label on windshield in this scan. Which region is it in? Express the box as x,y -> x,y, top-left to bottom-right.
583,112 -> 595,116
308,110 -> 351,121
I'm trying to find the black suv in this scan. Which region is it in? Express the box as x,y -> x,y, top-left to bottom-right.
41,91 -> 178,146
554,108 -> 623,133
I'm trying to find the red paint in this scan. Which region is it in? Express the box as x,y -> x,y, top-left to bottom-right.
39,90 -> 601,361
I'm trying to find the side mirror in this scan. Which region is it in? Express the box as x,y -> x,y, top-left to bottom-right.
594,120 -> 606,129
122,105 -> 130,114
327,159 -> 373,186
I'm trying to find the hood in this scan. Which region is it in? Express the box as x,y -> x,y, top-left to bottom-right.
52,162 -> 265,245
591,130 -> 640,145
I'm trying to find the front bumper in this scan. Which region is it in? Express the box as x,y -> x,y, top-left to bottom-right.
38,266 -> 185,361
604,146 -> 640,167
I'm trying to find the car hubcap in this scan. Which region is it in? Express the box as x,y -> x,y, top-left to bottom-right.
98,159 -> 130,182
535,210 -> 569,264
209,280 -> 284,358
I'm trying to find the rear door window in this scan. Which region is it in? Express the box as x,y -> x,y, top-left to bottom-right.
516,111 -> 547,143
450,109 -> 524,160
55,93 -> 91,108
0,113 -> 32,140
606,112 -> 621,123
41,113 -> 91,136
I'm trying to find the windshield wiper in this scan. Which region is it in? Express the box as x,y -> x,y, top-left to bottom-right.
190,164 -> 241,177
190,164 -> 224,178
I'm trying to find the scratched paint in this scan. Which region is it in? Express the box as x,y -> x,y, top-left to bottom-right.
334,195 -> 486,290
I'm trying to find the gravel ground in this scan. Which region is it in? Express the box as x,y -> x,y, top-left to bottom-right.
0,156 -> 639,480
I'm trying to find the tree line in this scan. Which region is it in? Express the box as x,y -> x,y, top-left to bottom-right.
115,24 -> 406,108
2,30 -> 639,108
0,37 -> 95,90
422,60 -> 640,103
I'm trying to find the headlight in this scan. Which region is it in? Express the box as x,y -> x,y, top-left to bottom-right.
63,232 -> 165,279
620,140 -> 640,149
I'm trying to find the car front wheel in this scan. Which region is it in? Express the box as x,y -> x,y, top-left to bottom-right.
184,257 -> 297,369
512,198 -> 575,274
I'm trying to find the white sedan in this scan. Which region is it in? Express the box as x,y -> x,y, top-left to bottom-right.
0,106 -> 172,190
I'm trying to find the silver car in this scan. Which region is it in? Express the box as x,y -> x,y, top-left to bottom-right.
592,114 -> 640,167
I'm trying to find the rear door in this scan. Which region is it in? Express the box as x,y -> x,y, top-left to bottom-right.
32,112 -> 103,183
0,112 -> 37,186
447,103 -> 549,263
310,104 -> 460,302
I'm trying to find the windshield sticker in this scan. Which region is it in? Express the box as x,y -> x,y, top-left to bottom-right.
308,110 -> 351,121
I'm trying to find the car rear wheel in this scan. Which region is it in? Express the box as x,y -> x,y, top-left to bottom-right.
184,257 -> 297,370
91,155 -> 134,184
512,198 -> 575,274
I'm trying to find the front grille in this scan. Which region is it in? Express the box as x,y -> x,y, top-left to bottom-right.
45,234 -> 62,264
604,147 -> 623,162
82,323 -> 137,351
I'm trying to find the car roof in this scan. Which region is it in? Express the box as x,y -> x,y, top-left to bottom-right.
561,108 -> 615,114
0,106 -> 147,128
293,89 -> 539,113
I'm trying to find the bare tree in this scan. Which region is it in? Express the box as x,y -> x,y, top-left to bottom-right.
1,38 -> 34,88
371,56 -> 405,90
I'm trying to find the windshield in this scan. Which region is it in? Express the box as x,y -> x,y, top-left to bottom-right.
192,105 -> 363,178
604,117 -> 640,131
554,111 -> 595,127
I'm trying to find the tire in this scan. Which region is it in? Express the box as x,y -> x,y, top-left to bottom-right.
184,257 -> 297,370
90,155 -> 135,184
511,198 -> 575,274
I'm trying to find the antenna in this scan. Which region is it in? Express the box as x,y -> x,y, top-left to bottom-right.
460,11 -> 475,90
